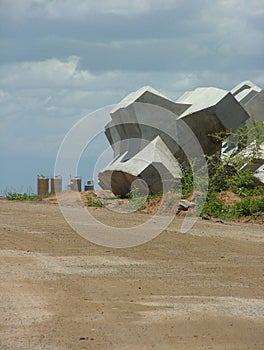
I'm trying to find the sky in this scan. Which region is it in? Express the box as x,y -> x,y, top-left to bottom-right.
0,0 -> 264,194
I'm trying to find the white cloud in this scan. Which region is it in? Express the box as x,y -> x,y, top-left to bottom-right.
0,56 -> 120,156
0,56 -> 94,89
1,55 -> 263,114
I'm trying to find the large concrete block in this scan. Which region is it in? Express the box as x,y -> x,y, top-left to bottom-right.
98,136 -> 181,197
231,80 -> 261,105
243,90 -> 264,122
177,87 -> 249,130
222,81 -> 264,157
99,83 -> 252,195
231,80 -> 263,122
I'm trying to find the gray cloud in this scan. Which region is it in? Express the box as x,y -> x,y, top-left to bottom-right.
0,0 -> 263,190
1,0 -> 263,72
0,0 -> 210,19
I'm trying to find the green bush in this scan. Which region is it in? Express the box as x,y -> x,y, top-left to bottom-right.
201,194 -> 230,219
234,196 -> 264,217
201,194 -> 264,219
182,120 -> 264,219
6,192 -> 38,201
85,192 -> 103,207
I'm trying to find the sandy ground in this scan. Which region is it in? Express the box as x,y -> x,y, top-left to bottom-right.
0,199 -> 264,350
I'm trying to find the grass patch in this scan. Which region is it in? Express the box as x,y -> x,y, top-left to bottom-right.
85,192 -> 104,207
6,192 -> 40,201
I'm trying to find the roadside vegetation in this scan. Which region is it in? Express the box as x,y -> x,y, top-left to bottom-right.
6,192 -> 40,201
125,120 -> 264,221
197,120 -> 264,220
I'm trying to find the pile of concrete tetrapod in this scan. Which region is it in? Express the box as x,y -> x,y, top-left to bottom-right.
98,81 -> 264,197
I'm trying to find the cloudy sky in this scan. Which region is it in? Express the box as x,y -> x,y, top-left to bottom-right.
0,0 -> 263,193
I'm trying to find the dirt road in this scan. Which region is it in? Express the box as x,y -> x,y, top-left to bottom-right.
0,200 -> 264,349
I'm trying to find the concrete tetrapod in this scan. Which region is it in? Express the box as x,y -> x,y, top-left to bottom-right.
99,84 -> 250,195
98,136 -> 181,197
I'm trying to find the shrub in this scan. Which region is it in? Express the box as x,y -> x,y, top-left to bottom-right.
182,120 -> 264,219
85,192 -> 103,207
234,196 -> 264,217
201,193 -> 231,219
6,192 -> 38,201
